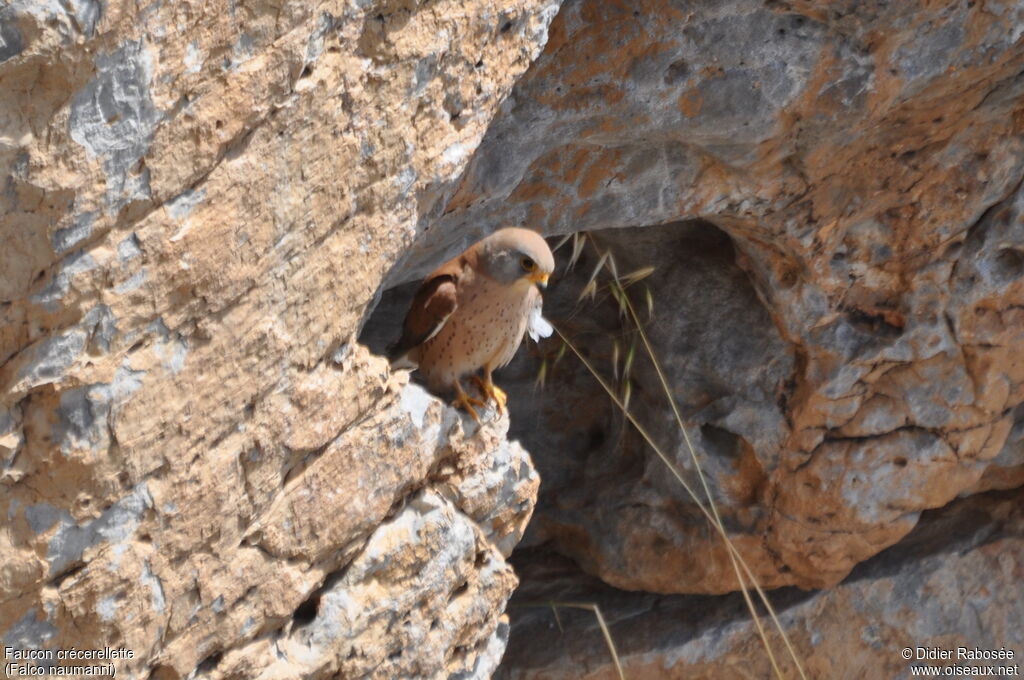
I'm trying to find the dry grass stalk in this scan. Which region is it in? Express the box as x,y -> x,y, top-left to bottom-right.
515,601 -> 626,680
544,232 -> 808,680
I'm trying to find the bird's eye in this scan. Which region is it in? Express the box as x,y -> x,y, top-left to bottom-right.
520,257 -> 536,271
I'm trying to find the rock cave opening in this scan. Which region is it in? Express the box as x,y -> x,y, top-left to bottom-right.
358,216 -> 805,656
358,194 -> 1024,675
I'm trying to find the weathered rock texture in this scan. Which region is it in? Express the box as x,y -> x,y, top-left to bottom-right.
7,0 -> 1024,675
0,0 -> 557,676
388,0 -> 1024,596
497,488 -> 1024,679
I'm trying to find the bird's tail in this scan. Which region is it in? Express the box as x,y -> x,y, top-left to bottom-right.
390,352 -> 418,370
386,340 -> 419,370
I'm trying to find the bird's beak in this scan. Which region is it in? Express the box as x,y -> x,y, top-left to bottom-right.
529,271 -> 550,289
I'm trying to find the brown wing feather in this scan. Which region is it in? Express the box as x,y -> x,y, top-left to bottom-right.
389,262 -> 463,360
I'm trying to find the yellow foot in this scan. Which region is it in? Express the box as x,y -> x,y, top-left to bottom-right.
453,383 -> 486,423
470,375 -> 508,413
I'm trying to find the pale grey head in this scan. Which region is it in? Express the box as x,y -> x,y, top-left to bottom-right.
474,227 -> 555,288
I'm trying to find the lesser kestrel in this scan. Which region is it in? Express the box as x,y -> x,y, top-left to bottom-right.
390,227 -> 555,420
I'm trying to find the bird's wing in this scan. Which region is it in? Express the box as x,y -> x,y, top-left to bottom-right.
389,263 -> 462,361
527,292 -> 553,342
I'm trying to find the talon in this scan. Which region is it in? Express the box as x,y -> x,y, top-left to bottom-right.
491,385 -> 507,413
471,372 -> 507,413
453,381 -> 484,423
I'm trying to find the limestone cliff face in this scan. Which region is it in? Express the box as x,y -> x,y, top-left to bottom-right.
0,0 -> 556,677
4,0 -> 1024,677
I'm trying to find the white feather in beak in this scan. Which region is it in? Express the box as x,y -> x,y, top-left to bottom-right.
527,299 -> 554,342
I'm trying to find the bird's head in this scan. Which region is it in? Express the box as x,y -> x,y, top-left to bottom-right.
476,227 -> 555,289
